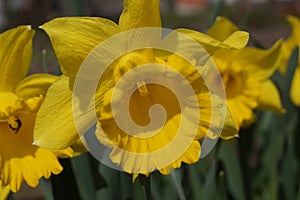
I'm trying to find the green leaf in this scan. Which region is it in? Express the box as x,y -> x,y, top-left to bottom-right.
70,153 -> 97,200
218,140 -> 246,200
187,163 -> 203,200
132,176 -> 145,200
170,170 -> 186,200
281,145 -> 298,200
151,172 -> 177,200
39,179 -> 54,200
118,173 -> 132,199
97,164 -> 120,199
201,160 -> 217,200
297,179 -> 300,200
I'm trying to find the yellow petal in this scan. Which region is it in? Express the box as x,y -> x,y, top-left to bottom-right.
227,97 -> 256,130
176,28 -> 249,54
0,113 -> 63,193
70,139 -> 88,156
0,184 -> 10,200
0,26 -> 34,92
132,173 -> 139,182
51,147 -> 74,158
0,93 -> 20,120
119,0 -> 161,31
287,15 -> 300,42
214,40 -> 282,81
196,92 -> 226,139
34,75 -> 79,149
222,31 -> 249,49
15,74 -> 57,99
40,17 -> 120,77
159,140 -> 201,175
220,106 -> 239,139
207,16 -> 240,41
290,67 -> 300,106
245,40 -> 282,81
280,16 -> 300,74
170,140 -> 200,167
258,80 -> 285,113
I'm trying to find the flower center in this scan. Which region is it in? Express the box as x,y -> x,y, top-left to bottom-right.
137,81 -> 150,96
0,92 -> 26,133
222,71 -> 246,99
8,116 -> 22,133
113,49 -> 155,83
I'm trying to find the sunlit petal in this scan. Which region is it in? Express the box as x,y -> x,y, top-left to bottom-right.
0,26 -> 34,92
176,28 -> 249,54
207,16 -> 240,41
15,74 -> 58,99
40,17 -> 120,77
34,75 -> 79,149
119,0 -> 161,30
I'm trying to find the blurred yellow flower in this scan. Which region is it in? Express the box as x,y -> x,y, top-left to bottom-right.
207,17 -> 285,130
0,26 -> 73,193
280,15 -> 300,106
34,0 -> 250,174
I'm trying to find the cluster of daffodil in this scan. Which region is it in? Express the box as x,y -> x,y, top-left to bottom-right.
0,0 -> 299,198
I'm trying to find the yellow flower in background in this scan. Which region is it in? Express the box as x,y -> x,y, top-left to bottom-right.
207,16 -> 285,130
0,26 -> 73,193
33,0 -> 250,174
280,15 -> 300,106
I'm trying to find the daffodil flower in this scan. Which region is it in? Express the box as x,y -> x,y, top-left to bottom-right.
34,0 -> 249,174
280,15 -> 300,106
0,26 -> 73,193
206,16 -> 285,130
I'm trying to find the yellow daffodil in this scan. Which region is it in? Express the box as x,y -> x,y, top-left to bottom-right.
34,0 -> 249,174
280,15 -> 300,106
0,26 -> 73,193
207,16 -> 285,130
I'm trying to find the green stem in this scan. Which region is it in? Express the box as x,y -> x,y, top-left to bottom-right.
139,175 -> 152,200
42,49 -> 48,73
239,127 -> 254,200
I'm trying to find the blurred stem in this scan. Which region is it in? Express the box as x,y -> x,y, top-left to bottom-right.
42,49 -> 48,73
171,170 -> 186,200
139,175 -> 152,200
239,127 -> 254,200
